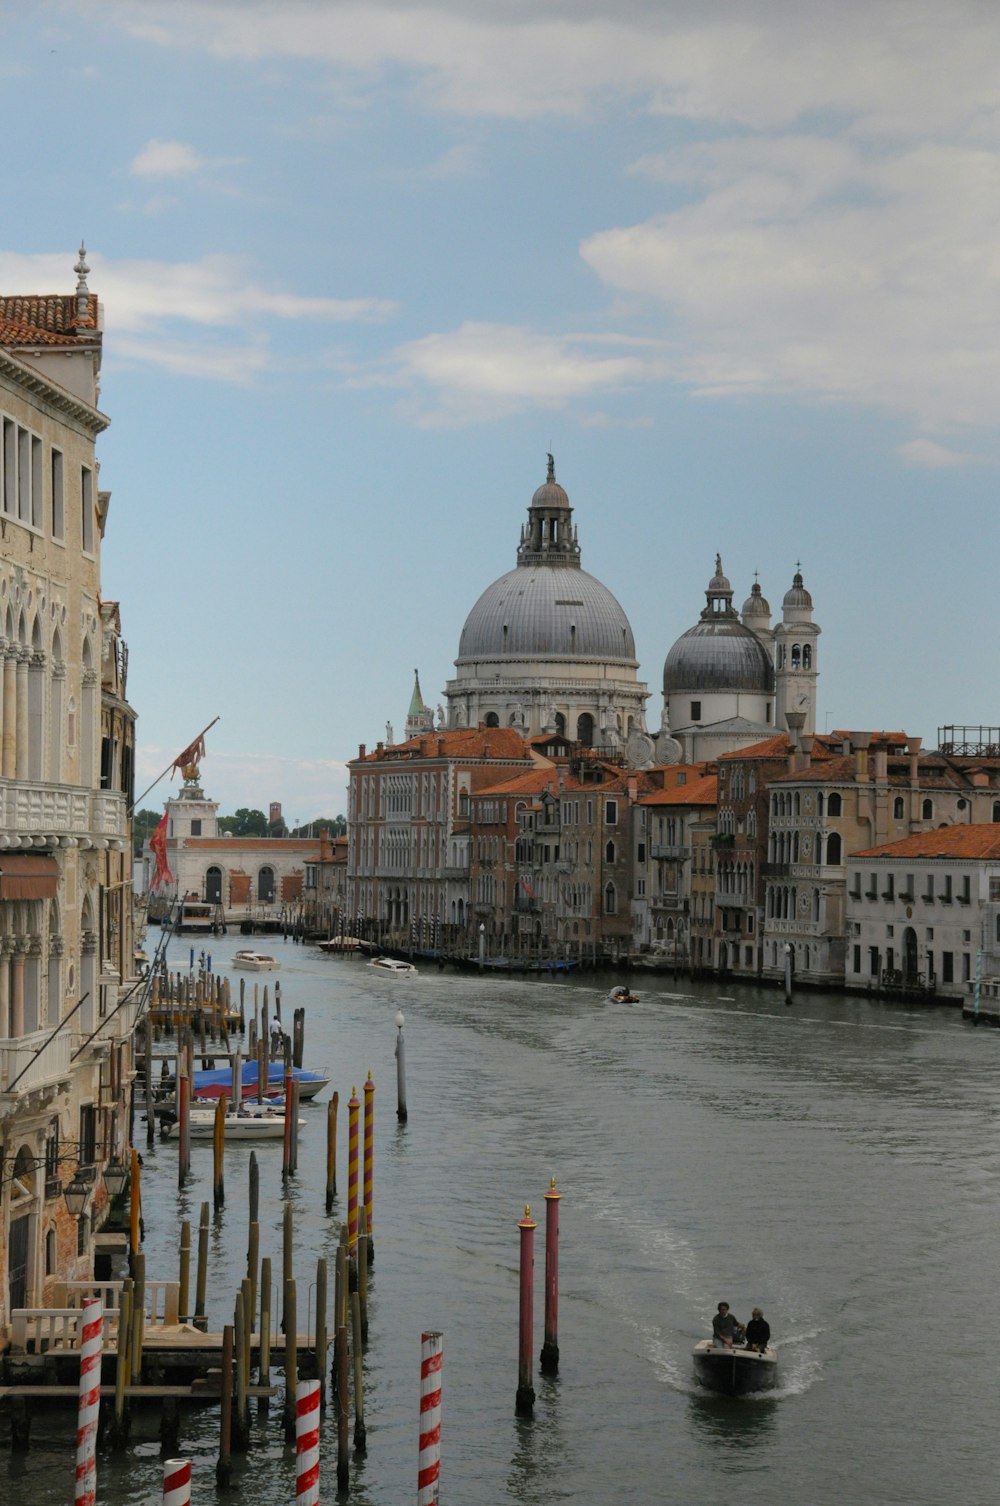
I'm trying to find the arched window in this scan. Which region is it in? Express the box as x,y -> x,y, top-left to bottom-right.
605,841 -> 616,864
257,866 -> 275,902
577,712 -> 594,747
826,793 -> 841,817
554,712 -> 566,736
484,712 -> 499,728
921,798 -> 933,820
894,796 -> 905,820
826,832 -> 842,865
791,643 -> 801,667
993,801 -> 1000,823
803,645 -> 812,669
205,866 -> 223,904
604,882 -> 617,914
817,793 -> 824,819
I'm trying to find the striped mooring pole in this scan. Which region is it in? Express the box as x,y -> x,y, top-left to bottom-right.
347,1085 -> 360,1255
418,1331 -> 443,1506
295,1379 -> 321,1504
74,1297 -> 103,1506
363,1071 -> 375,1264
162,1457 -> 192,1506
540,1177 -> 561,1376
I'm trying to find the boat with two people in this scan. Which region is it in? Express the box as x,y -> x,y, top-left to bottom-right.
692,1303 -> 777,1395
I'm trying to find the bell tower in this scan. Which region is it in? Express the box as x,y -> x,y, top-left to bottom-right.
774,566 -> 820,735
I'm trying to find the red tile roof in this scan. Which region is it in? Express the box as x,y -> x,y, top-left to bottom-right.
360,727 -> 532,763
641,773 -> 718,807
718,735 -> 791,760
853,825 -> 1000,860
0,293 -> 98,341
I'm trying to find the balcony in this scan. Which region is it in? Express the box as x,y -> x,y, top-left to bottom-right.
0,1027 -> 73,1098
0,783 -> 128,846
762,863 -> 790,877
651,844 -> 688,860
440,866 -> 468,881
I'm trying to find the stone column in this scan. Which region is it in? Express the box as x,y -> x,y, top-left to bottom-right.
0,936 -> 11,1038
15,648 -> 30,780
11,938 -> 27,1037
1,645 -> 16,778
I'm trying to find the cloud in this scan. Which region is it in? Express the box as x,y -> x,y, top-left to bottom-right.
378,321 -> 663,425
582,137 -> 1000,429
896,439 -> 970,469
130,139 -> 213,178
0,250 -> 396,384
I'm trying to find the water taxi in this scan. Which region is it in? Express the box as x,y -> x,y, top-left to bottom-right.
232,950 -> 282,971
368,956 -> 417,976
164,1102 -> 303,1141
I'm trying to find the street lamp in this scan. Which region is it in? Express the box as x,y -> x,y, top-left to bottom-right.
102,1156 -> 130,1201
478,922 -> 486,970
63,1171 -> 92,1220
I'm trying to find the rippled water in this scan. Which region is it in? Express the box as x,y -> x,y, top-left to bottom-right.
6,933 -> 1000,1504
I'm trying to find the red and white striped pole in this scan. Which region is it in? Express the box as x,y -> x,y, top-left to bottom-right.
74,1297 -> 103,1506
418,1330 -> 443,1506
162,1457 -> 192,1506
295,1379 -> 321,1504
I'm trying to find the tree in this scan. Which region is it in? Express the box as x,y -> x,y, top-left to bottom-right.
289,815 -> 347,837
132,808 -> 163,856
218,808 -> 269,837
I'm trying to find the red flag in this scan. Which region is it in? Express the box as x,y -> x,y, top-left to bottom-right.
171,732 -> 206,778
149,812 -> 174,891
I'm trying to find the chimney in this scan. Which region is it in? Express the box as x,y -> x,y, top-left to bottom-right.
908,735 -> 922,786
853,731 -> 871,782
359,744 -> 366,759
873,746 -> 888,783
785,711 -> 806,771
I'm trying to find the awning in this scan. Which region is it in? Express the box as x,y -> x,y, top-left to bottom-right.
0,854 -> 59,900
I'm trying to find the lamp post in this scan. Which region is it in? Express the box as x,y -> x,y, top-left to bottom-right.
478,922 -> 486,972
394,1010 -> 407,1123
783,943 -> 793,1005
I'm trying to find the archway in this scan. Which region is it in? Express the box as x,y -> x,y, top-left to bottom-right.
577,712 -> 594,746
257,867 -> 275,903
205,866 -> 223,904
903,926 -> 918,983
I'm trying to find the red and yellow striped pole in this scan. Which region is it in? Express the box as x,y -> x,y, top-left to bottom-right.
347,1086 -> 360,1255
362,1072 -> 374,1265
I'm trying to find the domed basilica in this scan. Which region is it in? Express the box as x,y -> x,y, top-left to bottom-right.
417,458 -> 820,767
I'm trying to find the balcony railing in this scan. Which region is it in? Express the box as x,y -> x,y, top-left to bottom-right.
0,1027 -> 73,1097
651,844 -> 688,860
0,783 -> 128,844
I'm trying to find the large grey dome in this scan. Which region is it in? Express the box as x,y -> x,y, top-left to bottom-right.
458,565 -> 636,661
663,620 -> 775,694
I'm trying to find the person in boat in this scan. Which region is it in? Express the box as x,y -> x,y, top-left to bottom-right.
744,1308 -> 770,1353
711,1302 -> 745,1348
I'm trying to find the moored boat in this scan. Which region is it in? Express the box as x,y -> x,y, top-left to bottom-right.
691,1339 -> 778,1395
164,1103 -> 304,1140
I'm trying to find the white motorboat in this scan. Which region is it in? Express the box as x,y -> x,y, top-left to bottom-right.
368,956 -> 417,975
164,1103 -> 304,1140
691,1339 -> 778,1396
232,950 -> 282,971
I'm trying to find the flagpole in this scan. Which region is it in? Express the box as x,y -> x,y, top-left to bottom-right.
129,716 -> 220,818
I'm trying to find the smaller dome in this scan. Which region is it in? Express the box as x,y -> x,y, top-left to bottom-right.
783,570 -> 813,610
742,581 -> 770,618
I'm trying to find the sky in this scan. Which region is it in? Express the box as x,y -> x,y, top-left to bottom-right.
4,1 -> 999,821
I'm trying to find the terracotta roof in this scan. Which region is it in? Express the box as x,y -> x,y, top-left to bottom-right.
641,773 -> 718,807
0,293 -> 98,340
853,825 -> 1000,860
718,735 -> 791,760
360,727 -> 531,763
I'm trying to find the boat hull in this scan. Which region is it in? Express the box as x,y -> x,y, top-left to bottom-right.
165,1110 -> 303,1140
692,1340 -> 778,1396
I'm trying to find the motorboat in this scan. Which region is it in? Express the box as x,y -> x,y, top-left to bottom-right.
192,1061 -> 329,1100
368,956 -> 417,975
691,1339 -> 778,1396
608,985 -> 639,1003
164,1102 -> 304,1140
232,950 -> 282,971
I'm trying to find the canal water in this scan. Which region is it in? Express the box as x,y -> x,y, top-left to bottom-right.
5,931 -> 999,1505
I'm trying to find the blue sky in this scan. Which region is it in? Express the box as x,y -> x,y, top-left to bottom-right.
6,2 -> 999,819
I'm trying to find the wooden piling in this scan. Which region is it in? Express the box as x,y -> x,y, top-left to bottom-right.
233,1289 -> 249,1450
282,1202 -> 294,1331
144,1022 -> 155,1147
216,1324 -> 234,1487
247,1221 -> 259,1329
289,1076 -> 301,1175
325,1091 -> 338,1213
314,1258 -> 328,1405
357,1206 -> 369,1344
249,1150 -> 259,1226
213,1094 -> 226,1208
350,1292 -> 366,1453
283,1279 -> 298,1441
178,1219 -> 191,1323
259,1256 -> 272,1411
129,1146 -> 142,1258
130,1251 -> 146,1384
111,1279 -> 132,1448
336,1325 -> 349,1491
194,1201 -> 209,1331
